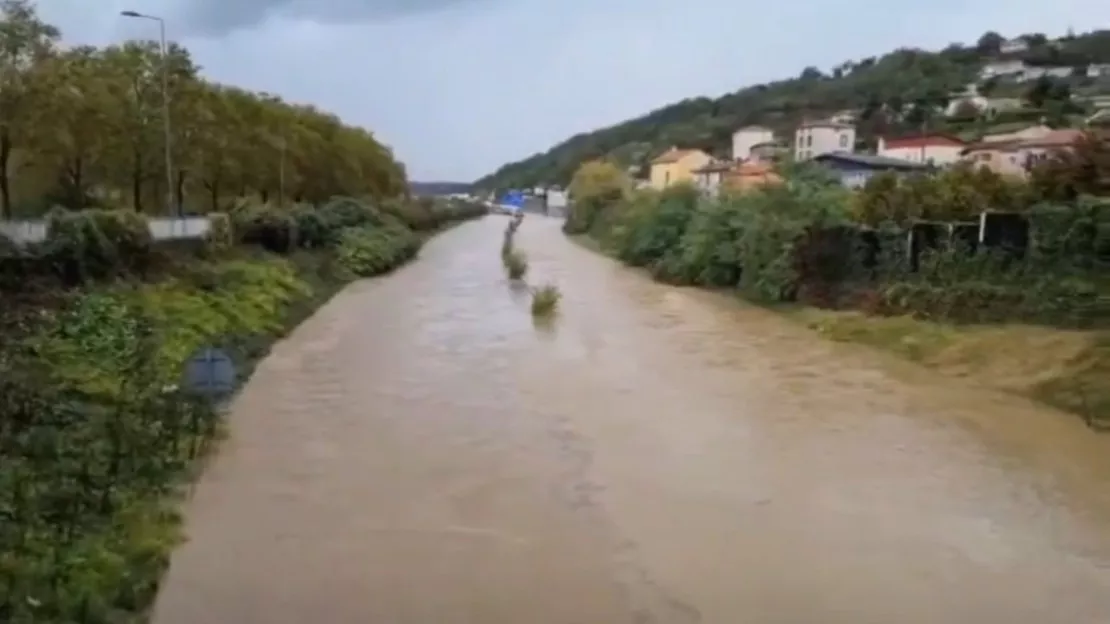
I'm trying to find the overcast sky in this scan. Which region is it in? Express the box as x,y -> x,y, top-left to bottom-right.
38,0 -> 1110,181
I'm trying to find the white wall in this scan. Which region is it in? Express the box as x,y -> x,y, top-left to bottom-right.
879,145 -> 963,166
1,215 -> 211,245
731,127 -> 775,161
795,125 -> 855,160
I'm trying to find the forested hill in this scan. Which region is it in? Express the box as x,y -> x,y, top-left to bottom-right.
473,29 -> 1110,191
410,181 -> 472,195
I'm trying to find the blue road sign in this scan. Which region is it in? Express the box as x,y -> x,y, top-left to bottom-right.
501,190 -> 525,210
183,346 -> 237,399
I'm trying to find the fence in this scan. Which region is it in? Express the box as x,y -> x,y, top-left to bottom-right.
0,216 -> 211,245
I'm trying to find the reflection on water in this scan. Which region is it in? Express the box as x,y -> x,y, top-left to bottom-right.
153,216 -> 1110,624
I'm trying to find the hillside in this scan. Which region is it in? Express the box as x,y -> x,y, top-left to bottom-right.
410,181 -> 472,195
474,29 -> 1110,191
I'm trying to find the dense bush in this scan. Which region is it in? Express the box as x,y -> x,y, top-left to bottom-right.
0,256 -> 314,623
233,204 -> 299,253
43,208 -> 154,283
335,223 -> 421,277
569,160 -> 1108,326
204,212 -> 234,253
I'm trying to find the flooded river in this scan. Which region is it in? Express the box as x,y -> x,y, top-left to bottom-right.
152,216 -> 1110,623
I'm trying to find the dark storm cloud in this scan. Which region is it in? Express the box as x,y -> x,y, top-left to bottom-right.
171,0 -> 501,36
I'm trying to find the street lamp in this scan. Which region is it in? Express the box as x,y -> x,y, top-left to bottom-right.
121,10 -> 176,216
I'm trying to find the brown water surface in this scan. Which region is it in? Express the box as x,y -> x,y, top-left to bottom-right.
152,216 -> 1110,623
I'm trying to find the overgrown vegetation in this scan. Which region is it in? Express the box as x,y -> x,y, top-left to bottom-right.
0,194 -> 486,623
476,29 -> 1110,191
530,283 -> 561,317
565,153 -> 1110,427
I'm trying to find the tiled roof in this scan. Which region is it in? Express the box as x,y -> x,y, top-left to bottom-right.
962,129 -> 1083,153
882,134 -> 965,149
651,147 -> 706,164
812,151 -> 928,170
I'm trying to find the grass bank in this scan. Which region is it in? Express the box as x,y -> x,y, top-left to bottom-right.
0,213 -> 479,622
784,308 -> 1110,429
571,234 -> 1109,430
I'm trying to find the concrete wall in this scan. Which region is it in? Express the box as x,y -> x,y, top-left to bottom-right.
1,215 -> 211,245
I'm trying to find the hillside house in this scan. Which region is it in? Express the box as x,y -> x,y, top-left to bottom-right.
731,126 -> 776,161
1000,37 -> 1029,54
980,59 -> 1026,80
725,160 -> 782,192
961,129 -> 1082,177
649,147 -> 712,189
794,121 -> 855,160
749,141 -> 786,161
692,160 -> 731,195
812,152 -> 928,189
946,95 -> 1024,117
877,134 -> 966,167
980,124 -> 1054,144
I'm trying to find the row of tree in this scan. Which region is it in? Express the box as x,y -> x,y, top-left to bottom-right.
0,0 -> 407,219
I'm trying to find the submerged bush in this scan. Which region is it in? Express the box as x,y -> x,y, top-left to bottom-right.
531,283 -> 560,316
504,248 -> 528,280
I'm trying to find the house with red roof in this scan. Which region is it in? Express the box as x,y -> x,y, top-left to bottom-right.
877,134 -> 966,167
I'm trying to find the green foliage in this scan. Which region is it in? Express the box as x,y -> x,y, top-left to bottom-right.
504,248 -> 528,280
854,163 -> 1031,226
232,203 -> 298,253
204,212 -> 233,253
564,161 -> 629,234
0,252 -> 318,623
335,224 -> 420,277
44,208 -> 153,282
0,2 -> 407,218
531,283 -> 561,317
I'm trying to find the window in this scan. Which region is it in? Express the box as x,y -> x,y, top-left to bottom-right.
839,134 -> 849,148
664,171 -> 670,186
806,135 -> 813,147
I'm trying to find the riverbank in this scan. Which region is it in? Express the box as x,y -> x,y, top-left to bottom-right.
0,209 -> 484,622
569,233 -> 1109,430
784,307 -> 1110,430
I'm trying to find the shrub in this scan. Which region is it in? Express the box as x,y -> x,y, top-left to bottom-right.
531,283 -> 560,317
44,208 -> 154,282
204,212 -> 234,253
290,203 -> 330,248
319,196 -> 386,233
335,225 -> 420,277
504,248 -> 528,280
233,204 -> 297,253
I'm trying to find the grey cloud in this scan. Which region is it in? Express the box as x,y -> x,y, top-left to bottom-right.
169,0 -> 500,36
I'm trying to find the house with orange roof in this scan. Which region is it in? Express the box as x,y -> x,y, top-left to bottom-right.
877,134 -> 965,167
693,159 -> 782,195
649,147 -> 712,190
961,129 -> 1083,177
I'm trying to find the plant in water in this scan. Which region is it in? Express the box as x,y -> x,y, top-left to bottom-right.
531,283 -> 561,316
504,249 -> 528,280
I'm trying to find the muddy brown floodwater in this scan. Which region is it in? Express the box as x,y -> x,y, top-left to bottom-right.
152,216 -> 1110,624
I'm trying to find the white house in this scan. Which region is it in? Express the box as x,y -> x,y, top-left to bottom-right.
794,121 -> 855,160
980,59 -> 1026,80
877,134 -> 966,167
999,38 -> 1029,54
945,95 -> 1023,118
730,125 -> 776,161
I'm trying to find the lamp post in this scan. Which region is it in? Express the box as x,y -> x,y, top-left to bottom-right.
121,10 -> 176,216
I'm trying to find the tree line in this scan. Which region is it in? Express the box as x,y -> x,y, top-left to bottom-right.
0,0 -> 407,220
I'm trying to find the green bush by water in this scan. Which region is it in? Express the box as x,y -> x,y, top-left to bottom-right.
531,283 -> 561,317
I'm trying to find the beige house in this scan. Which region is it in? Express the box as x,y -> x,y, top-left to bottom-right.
877,134 -> 966,167
980,124 -> 1054,144
648,147 -> 712,189
730,126 -> 775,161
794,121 -> 855,160
961,129 -> 1082,177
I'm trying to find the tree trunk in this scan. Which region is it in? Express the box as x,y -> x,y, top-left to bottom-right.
0,129 -> 13,219
175,170 -> 186,214
131,153 -> 144,213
